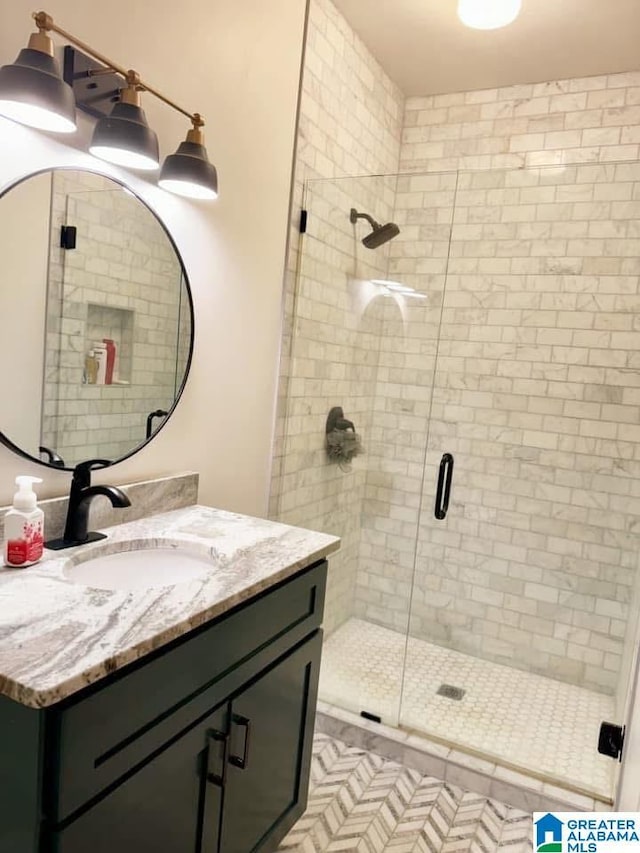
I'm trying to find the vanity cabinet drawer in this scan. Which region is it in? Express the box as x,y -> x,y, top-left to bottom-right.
49,560 -> 326,823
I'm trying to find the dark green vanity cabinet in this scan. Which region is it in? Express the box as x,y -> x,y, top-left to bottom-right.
0,560 -> 327,853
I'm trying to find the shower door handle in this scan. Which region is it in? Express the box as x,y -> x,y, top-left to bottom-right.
434,453 -> 454,520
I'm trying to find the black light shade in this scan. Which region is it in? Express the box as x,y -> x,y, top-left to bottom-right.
90,101 -> 160,171
0,47 -> 76,133
159,139 -> 218,200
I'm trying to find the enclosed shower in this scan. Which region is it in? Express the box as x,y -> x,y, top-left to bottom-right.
272,160 -> 640,805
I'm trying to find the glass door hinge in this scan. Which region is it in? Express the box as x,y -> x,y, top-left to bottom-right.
598,721 -> 625,761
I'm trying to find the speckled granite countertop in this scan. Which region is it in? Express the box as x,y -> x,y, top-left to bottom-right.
0,505 -> 340,709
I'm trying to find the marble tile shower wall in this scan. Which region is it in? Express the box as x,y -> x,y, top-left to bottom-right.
359,72 -> 640,698
42,172 -> 186,464
269,0 -> 404,633
278,187 -> 388,634
400,73 -> 640,175
271,0 -> 640,699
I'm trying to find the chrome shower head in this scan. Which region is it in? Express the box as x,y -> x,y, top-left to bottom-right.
350,207 -> 400,249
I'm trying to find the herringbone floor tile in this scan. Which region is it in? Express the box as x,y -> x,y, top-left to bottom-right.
279,735 -> 533,853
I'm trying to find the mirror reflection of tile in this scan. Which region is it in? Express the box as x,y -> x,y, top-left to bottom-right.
40,170 -> 191,466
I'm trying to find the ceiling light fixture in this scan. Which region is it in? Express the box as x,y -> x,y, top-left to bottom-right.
457,0 -> 522,30
0,11 -> 218,200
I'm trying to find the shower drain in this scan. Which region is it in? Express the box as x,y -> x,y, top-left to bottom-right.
436,683 -> 466,701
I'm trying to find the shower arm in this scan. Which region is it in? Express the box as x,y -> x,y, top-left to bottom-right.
349,208 -> 381,230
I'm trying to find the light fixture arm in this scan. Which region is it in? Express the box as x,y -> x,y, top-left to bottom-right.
33,10 -> 205,128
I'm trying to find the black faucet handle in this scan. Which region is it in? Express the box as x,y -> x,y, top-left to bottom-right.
326,406 -> 356,434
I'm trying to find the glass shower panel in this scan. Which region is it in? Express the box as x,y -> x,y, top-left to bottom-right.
276,173 -> 455,726
400,161 -> 640,802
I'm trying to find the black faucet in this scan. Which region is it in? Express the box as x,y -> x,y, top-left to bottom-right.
46,460 -> 131,551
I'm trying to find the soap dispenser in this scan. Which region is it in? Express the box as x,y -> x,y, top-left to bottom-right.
3,476 -> 44,568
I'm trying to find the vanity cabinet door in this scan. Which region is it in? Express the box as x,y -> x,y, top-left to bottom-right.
49,705 -> 227,853
215,630 -> 322,853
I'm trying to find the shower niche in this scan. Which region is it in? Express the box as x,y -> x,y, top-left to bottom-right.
84,303 -> 134,386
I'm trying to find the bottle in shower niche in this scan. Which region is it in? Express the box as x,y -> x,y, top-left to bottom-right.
93,342 -> 108,385
85,350 -> 98,384
103,338 -> 116,384
3,476 -> 44,568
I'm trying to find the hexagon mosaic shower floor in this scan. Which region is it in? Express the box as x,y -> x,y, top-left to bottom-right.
318,619 -> 614,799
278,733 -> 533,852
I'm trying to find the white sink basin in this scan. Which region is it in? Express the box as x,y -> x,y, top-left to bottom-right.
63,542 -> 214,591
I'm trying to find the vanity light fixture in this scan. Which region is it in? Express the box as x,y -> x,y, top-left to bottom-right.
158,120 -> 218,200
89,72 -> 160,171
0,20 -> 76,132
457,0 -> 522,30
0,11 -> 218,200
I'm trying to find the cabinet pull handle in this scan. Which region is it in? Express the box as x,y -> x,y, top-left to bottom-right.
229,714 -> 251,770
434,453 -> 454,520
206,728 -> 228,787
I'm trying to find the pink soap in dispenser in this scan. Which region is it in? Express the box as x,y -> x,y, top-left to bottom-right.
3,476 -> 44,568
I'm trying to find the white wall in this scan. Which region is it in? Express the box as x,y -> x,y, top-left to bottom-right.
0,172 -> 49,456
0,0 -> 307,515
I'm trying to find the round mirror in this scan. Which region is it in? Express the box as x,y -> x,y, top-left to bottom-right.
0,168 -> 193,470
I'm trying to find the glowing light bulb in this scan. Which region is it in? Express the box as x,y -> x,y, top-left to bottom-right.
0,99 -> 76,133
457,0 -> 522,30
89,145 -> 159,171
159,178 -> 218,200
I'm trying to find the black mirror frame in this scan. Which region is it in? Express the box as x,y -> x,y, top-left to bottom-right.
0,165 -> 195,472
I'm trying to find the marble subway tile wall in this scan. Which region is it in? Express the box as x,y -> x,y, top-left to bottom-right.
367,72 -> 640,699
269,0 -> 404,633
42,171 -> 187,465
401,73 -> 640,175
280,180 -> 389,634
411,163 -> 640,698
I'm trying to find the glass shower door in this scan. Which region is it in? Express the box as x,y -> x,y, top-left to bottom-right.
275,171 -> 456,726
400,161 -> 640,803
